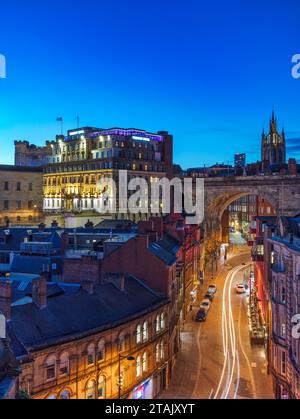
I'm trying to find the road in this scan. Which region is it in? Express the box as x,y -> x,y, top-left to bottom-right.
160,249 -> 274,400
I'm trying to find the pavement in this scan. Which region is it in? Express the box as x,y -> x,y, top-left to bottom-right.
160,247 -> 274,400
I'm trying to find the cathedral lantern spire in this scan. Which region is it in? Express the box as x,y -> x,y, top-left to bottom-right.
261,111 -> 286,166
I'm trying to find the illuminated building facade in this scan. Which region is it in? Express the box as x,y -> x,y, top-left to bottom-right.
43,127 -> 173,227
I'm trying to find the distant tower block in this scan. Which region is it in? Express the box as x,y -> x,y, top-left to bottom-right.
261,111 -> 286,166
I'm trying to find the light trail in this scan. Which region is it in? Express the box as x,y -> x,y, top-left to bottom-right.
214,263 -> 251,399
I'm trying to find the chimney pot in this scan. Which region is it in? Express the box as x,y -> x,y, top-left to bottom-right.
32,275 -> 47,309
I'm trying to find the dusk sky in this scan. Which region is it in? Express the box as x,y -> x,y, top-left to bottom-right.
0,0 -> 299,168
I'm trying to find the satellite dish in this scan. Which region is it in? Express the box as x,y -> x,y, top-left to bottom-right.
0,313 -> 6,339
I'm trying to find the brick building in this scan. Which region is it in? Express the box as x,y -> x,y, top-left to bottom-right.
0,165 -> 43,226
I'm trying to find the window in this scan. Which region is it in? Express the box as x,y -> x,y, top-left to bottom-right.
136,356 -> 141,378
136,324 -> 142,344
281,351 -> 287,375
160,313 -> 166,330
16,201 -> 22,210
86,380 -> 96,399
281,287 -> 286,304
46,356 -> 56,381
59,353 -> 69,376
16,182 -> 21,191
87,344 -> 95,365
97,340 -> 105,362
98,376 -> 106,399
155,344 -> 160,364
281,323 -> 286,338
29,183 -> 33,191
118,333 -> 126,352
4,201 -> 9,210
142,352 -> 147,373
142,322 -> 148,342
4,182 -> 9,191
28,201 -> 33,210
60,390 -> 70,400
156,315 -> 160,334
160,341 -> 165,360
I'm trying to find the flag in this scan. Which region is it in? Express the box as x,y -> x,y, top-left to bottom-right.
56,117 -> 63,122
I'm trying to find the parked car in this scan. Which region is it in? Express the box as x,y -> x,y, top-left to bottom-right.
200,298 -> 212,313
236,283 -> 246,294
205,292 -> 214,302
195,310 -> 207,323
208,285 -> 217,295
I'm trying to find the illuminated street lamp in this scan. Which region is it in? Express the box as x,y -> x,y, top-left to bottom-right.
118,354 -> 135,399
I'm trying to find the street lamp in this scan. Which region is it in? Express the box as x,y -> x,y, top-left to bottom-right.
118,354 -> 135,399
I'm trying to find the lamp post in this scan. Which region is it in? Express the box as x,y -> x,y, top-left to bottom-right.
118,354 -> 135,399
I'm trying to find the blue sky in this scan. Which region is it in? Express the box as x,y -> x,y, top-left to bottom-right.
0,0 -> 299,168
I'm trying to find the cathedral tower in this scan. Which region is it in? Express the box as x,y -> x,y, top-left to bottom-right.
261,111 -> 286,166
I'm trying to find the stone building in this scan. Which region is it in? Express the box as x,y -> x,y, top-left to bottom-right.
15,141 -> 54,167
1,274 -> 170,399
0,165 -> 43,226
43,126 -> 173,227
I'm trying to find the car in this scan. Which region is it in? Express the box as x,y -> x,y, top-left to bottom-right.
195,310 -> 207,322
200,299 -> 212,313
205,293 -> 214,302
208,285 -> 217,295
236,283 -> 246,294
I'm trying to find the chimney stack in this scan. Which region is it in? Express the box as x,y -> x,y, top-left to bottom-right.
288,158 -> 297,176
32,275 -> 47,309
0,279 -> 12,321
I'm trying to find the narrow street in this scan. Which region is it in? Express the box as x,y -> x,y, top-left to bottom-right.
160,248 -> 274,400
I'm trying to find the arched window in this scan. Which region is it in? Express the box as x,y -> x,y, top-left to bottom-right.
142,321 -> 148,342
87,343 -> 95,365
118,332 -> 126,352
156,315 -> 160,334
98,376 -> 106,399
86,380 -> 96,399
142,352 -> 147,373
160,313 -> 166,331
59,352 -> 69,376
136,356 -> 141,378
47,394 -> 57,400
60,390 -> 70,400
136,324 -> 142,344
46,356 -> 56,381
97,339 -> 105,362
155,344 -> 160,365
160,341 -> 165,360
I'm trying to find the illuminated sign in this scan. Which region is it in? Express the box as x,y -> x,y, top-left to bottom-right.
69,130 -> 85,136
132,136 -> 150,142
